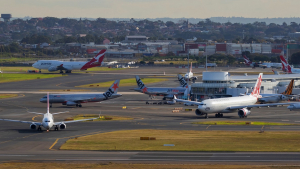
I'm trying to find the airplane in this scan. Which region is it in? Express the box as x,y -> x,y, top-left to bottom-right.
280,55 -> 300,74
0,93 -> 98,131
174,73 -> 299,118
134,75 -> 190,100
40,80 -> 121,107
184,62 -> 198,82
260,62 -> 282,69
258,79 -> 294,103
32,49 -> 106,73
243,55 -> 257,67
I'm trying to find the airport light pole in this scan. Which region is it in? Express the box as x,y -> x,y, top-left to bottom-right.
206,42 -> 207,71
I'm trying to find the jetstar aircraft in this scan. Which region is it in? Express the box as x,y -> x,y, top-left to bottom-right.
0,93 -> 98,131
32,49 -> 106,73
134,75 -> 190,100
40,80 -> 121,107
280,55 -> 300,74
174,73 -> 299,118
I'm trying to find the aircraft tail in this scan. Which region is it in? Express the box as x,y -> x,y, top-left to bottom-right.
282,79 -> 294,95
280,55 -> 288,72
178,74 -> 188,87
47,92 -> 50,114
250,73 -> 263,98
243,55 -> 252,64
80,49 -> 107,70
135,76 -> 147,92
103,80 -> 120,99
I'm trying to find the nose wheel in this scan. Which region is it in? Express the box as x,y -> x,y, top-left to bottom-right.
215,113 -> 223,118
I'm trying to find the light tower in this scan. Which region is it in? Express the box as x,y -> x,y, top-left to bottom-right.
1,14 -> 12,23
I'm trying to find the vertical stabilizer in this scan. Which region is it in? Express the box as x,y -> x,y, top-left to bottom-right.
250,73 -> 263,98
243,55 -> 252,65
103,80 -> 120,99
135,76 -> 147,93
47,92 -> 50,114
282,79 -> 294,95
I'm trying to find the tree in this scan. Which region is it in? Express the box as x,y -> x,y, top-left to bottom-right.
166,21 -> 175,27
291,52 -> 300,64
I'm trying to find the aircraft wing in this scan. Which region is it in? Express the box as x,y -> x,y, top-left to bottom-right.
54,117 -> 98,125
57,64 -> 72,71
226,102 -> 296,110
0,119 -> 42,125
173,96 -> 203,105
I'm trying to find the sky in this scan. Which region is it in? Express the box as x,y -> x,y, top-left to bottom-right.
1,0 -> 300,19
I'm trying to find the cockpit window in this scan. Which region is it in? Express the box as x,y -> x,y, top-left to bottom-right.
43,96 -> 47,98
44,120 -> 50,122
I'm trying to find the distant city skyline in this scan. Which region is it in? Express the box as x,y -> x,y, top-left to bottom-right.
1,0 -> 300,19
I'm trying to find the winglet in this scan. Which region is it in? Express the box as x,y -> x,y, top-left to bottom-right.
250,73 -> 263,98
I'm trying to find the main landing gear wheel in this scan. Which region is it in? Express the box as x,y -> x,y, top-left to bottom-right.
60,70 -> 63,74
215,113 -> 223,118
76,104 -> 78,107
54,127 -> 58,131
37,126 -> 42,131
79,105 -> 82,107
205,113 -> 208,119
39,70 -> 41,73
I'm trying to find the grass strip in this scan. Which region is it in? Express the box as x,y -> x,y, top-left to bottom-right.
69,114 -> 133,121
61,129 -> 300,151
76,78 -> 168,88
0,94 -> 18,99
0,74 -> 63,83
193,121 -> 299,126
0,163 -> 293,169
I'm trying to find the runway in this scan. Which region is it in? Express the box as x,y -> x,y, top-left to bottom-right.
0,66 -> 299,164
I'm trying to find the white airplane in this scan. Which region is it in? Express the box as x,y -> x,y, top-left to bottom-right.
0,93 -> 98,131
174,73 -> 298,118
32,49 -> 106,73
280,55 -> 300,74
260,62 -> 282,69
184,62 -> 198,82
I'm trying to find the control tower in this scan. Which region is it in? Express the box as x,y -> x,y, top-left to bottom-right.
1,14 -> 12,23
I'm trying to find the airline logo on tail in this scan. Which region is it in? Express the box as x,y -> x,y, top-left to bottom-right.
282,79 -> 294,95
103,80 -> 119,99
280,55 -> 292,73
80,49 -> 107,70
243,55 -> 252,65
250,73 -> 263,98
135,76 -> 148,93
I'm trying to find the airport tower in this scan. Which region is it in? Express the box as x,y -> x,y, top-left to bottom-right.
1,14 -> 12,23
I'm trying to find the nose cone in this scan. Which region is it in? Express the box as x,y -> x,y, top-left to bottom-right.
40,98 -> 46,103
32,62 -> 37,68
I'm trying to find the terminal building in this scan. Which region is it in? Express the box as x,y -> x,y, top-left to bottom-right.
191,72 -> 300,101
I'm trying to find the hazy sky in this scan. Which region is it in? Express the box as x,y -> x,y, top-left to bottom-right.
1,0 -> 300,18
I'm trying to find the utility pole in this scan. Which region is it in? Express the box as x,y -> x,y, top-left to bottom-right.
205,42 -> 207,71
187,45 -> 190,100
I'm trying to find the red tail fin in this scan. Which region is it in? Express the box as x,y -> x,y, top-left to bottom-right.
250,73 -> 263,98
243,55 -> 252,65
80,49 -> 106,70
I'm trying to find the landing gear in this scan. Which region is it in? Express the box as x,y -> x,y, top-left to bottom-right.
37,126 -> 42,131
54,126 -> 59,131
39,69 -> 41,73
163,97 -> 166,100
76,104 -> 82,107
215,113 -> 223,118
65,70 -> 72,73
50,103 -> 52,108
76,104 -> 78,107
205,113 -> 208,119
60,70 -> 63,74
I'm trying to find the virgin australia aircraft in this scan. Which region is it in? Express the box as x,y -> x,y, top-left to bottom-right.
32,49 -> 106,73
0,93 -> 98,131
134,75 -> 190,100
40,80 -> 121,107
174,73 -> 297,118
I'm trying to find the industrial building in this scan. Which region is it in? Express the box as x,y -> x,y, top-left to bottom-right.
191,72 -> 300,101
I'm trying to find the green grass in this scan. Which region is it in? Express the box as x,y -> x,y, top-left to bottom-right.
0,94 -> 18,99
76,78 -> 168,88
0,66 -> 39,72
193,121 -> 298,126
0,74 -> 63,83
69,114 -> 133,121
60,129 -> 300,151
80,67 -> 124,72
0,163 -> 291,169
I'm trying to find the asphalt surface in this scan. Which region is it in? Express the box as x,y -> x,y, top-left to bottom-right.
0,66 -> 299,164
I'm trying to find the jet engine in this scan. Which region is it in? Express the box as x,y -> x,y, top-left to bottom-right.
48,66 -> 57,72
238,108 -> 251,118
287,104 -> 300,111
195,109 -> 205,116
59,123 -> 66,129
66,101 -> 77,106
30,124 -> 37,130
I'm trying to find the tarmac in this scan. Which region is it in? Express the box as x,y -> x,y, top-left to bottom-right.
0,66 -> 299,164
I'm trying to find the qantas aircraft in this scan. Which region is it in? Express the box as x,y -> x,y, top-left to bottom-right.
184,62 -> 198,82
0,93 -> 98,131
280,55 -> 300,74
134,75 -> 190,100
32,49 -> 106,73
174,73 -> 298,118
40,80 -> 121,107
243,55 -> 257,67
243,55 -> 281,68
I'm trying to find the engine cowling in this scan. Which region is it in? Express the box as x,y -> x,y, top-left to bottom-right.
66,101 -> 77,106
30,124 -> 37,130
59,123 -> 66,130
287,104 -> 300,111
48,66 -> 57,72
195,109 -> 205,116
238,108 -> 251,118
